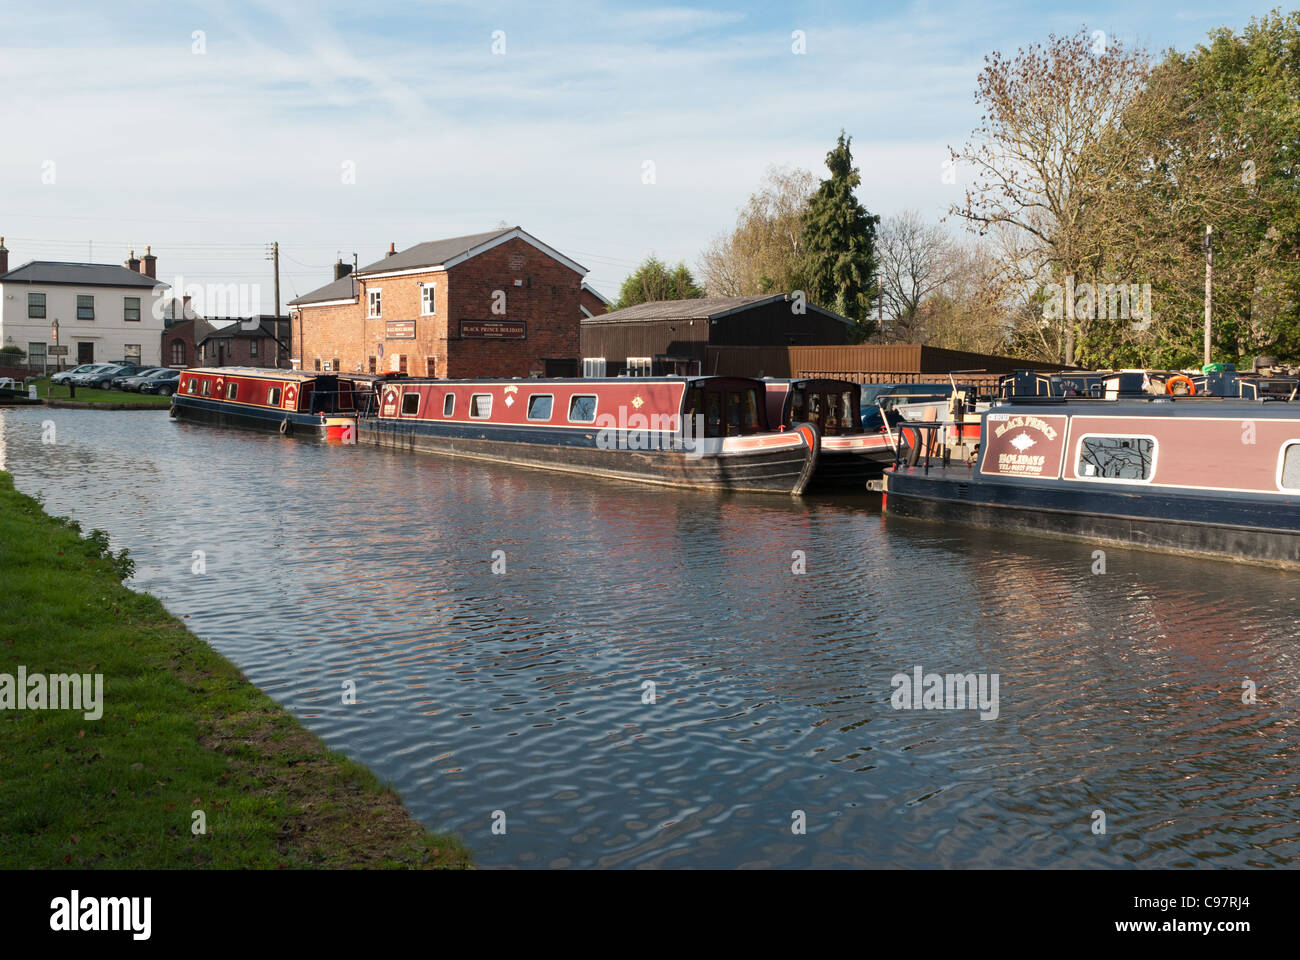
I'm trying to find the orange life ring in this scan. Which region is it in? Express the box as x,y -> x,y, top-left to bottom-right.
1166,375 -> 1196,396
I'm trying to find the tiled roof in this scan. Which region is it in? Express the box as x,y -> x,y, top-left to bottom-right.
0,260 -> 166,289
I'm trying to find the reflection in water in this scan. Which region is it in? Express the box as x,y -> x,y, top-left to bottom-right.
3,407 -> 1299,868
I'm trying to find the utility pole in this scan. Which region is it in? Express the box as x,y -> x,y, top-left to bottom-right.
265,241 -> 281,318
1203,225 -> 1213,367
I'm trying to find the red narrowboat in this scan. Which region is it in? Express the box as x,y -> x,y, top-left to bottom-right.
884,394 -> 1300,567
358,376 -> 821,495
763,378 -> 895,489
170,367 -> 362,441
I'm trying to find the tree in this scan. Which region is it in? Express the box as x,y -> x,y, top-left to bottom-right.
876,210 -> 954,342
1073,11 -> 1300,367
799,132 -> 881,340
949,30 -> 1151,364
614,256 -> 705,309
699,165 -> 816,296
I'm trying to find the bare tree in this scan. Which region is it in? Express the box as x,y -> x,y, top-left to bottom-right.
876,210 -> 954,342
699,165 -> 817,296
949,29 -> 1151,363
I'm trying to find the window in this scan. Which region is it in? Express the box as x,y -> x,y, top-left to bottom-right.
443,393 -> 455,417
27,293 -> 46,318
527,394 -> 554,421
28,342 -> 46,368
124,297 -> 141,321
368,289 -> 382,318
171,341 -> 186,365
227,382 -> 239,401
332,357 -> 339,372
1077,435 -> 1155,482
583,357 -> 606,378
124,344 -> 141,364
401,392 -> 420,416
322,360 -> 332,371
187,378 -> 198,394
421,284 -> 436,316
77,295 -> 95,320
398,355 -> 407,375
568,394 -> 598,423
724,389 -> 760,436
425,356 -> 436,376
368,356 -> 376,374
469,394 -> 492,418
201,379 -> 211,397
250,339 -> 259,357
314,359 -> 321,371
1279,443 -> 1300,491
268,386 -> 282,407
626,357 -> 652,377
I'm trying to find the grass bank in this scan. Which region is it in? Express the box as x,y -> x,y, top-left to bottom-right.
0,471 -> 469,868
34,376 -> 171,407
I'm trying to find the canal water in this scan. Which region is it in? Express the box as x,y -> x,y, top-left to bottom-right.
3,406 -> 1299,868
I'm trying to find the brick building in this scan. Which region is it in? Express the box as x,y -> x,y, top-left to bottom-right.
289,227 -> 589,378
197,317 -> 291,367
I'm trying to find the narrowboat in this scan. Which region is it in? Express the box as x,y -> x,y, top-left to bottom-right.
358,376 -> 820,495
170,367 -> 364,441
763,378 -> 894,490
882,393 -> 1300,567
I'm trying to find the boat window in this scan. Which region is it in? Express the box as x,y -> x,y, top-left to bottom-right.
470,394 -> 492,419
1280,443 -> 1300,490
201,379 -> 211,397
527,394 -> 554,421
227,382 -> 238,401
443,393 -> 455,417
187,378 -> 198,394
401,392 -> 420,416
569,394 -> 597,423
790,386 -> 806,422
1077,435 -> 1155,481
725,389 -> 760,436
268,386 -> 281,407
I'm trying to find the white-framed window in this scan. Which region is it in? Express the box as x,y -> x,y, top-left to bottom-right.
124,296 -> 141,322
421,283 -> 436,316
1277,441 -> 1300,491
368,288 -> 382,318
77,295 -> 95,320
443,393 -> 455,417
27,293 -> 45,318
401,392 -> 420,417
583,357 -> 606,378
469,394 -> 492,419
250,339 -> 258,357
227,382 -> 239,401
268,386 -> 282,407
526,394 -> 554,421
322,360 -> 332,371
626,357 -> 653,377
568,394 -> 598,423
1075,434 -> 1157,483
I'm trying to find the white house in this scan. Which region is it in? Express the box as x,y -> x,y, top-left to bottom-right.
0,238 -> 168,370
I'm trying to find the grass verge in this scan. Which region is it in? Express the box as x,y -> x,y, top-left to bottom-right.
33,377 -> 171,406
0,471 -> 470,868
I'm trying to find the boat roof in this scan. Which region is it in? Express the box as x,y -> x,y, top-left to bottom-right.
184,367 -> 323,383
991,396 -> 1300,417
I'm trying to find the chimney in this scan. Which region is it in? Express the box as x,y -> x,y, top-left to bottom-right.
182,295 -> 192,319
126,249 -> 140,272
386,242 -> 396,258
141,245 -> 157,279
0,237 -> 7,275
333,258 -> 353,281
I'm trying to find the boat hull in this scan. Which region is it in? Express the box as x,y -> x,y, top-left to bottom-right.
171,394 -> 354,440
358,417 -> 819,495
884,465 -> 1300,568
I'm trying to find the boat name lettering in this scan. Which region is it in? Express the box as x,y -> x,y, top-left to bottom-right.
993,416 -> 1058,441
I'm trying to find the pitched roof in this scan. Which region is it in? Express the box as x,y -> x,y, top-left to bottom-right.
583,294 -> 852,325
288,274 -> 357,306
0,260 -> 167,289
290,227 -> 588,306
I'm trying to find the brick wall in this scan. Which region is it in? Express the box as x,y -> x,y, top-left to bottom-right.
294,236 -> 582,379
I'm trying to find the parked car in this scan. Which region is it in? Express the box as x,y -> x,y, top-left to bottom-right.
51,364 -> 107,386
112,366 -> 163,390
82,364 -> 150,389
120,368 -> 169,392
139,369 -> 180,396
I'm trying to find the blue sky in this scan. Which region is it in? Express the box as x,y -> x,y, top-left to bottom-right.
0,0 -> 1278,306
